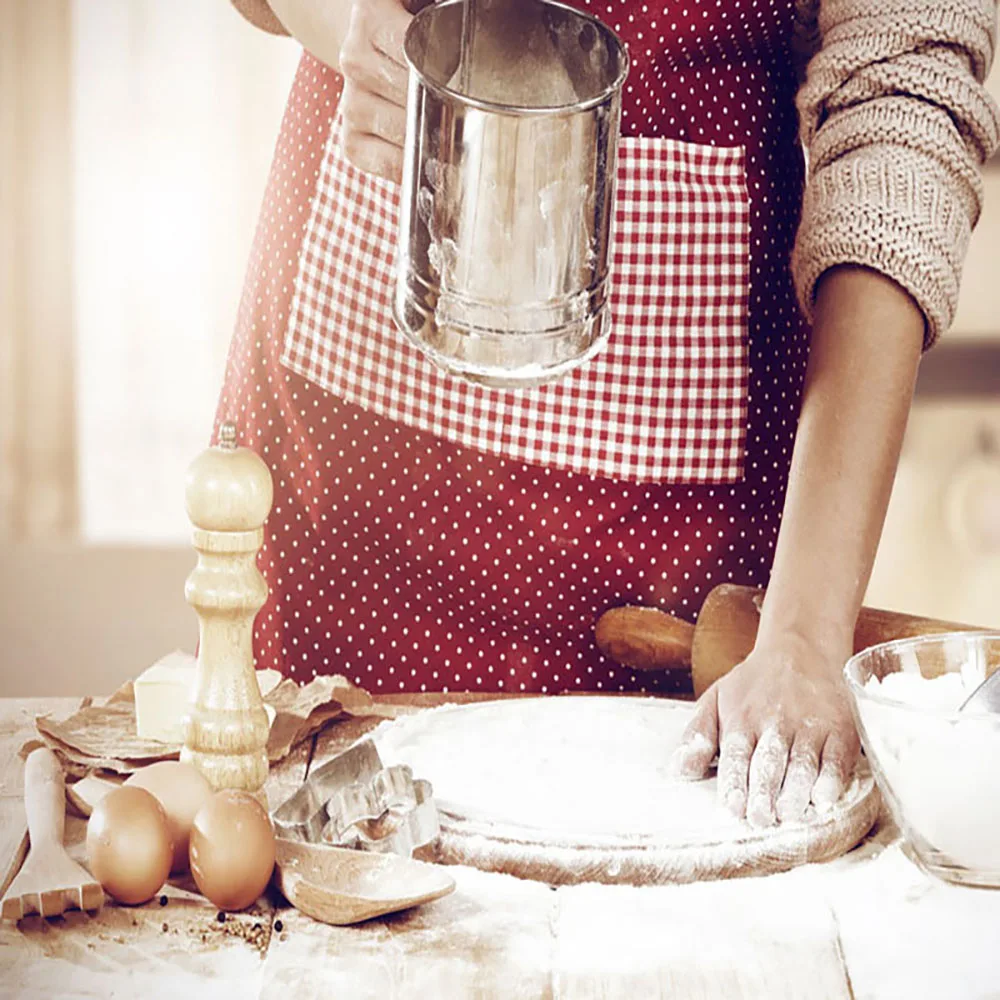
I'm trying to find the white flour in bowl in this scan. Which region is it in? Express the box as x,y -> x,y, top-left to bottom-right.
858,669 -> 1000,874
863,659 -> 982,711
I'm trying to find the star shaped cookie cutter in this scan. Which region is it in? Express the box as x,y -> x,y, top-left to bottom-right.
271,739 -> 440,858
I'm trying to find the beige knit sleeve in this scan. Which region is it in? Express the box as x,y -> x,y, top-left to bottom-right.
791,0 -> 1000,347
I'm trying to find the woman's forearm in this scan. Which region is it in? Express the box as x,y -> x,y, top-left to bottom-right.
756,265 -> 925,665
268,0 -> 354,70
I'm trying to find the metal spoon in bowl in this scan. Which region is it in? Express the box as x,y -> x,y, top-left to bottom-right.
960,669 -> 1000,713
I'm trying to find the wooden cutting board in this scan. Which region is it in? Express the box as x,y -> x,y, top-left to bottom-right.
370,697 -> 880,886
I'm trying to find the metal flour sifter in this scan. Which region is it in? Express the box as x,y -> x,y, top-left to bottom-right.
394,0 -> 630,387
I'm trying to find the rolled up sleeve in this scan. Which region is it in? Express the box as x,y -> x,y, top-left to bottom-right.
791,0 -> 1000,347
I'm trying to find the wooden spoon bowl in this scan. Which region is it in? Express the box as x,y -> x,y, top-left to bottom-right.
273,838 -> 455,925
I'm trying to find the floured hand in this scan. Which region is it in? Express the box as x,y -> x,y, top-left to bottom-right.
669,634 -> 860,828
339,0 -> 413,181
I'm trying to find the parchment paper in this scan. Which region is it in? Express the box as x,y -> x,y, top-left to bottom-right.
24,673 -> 389,778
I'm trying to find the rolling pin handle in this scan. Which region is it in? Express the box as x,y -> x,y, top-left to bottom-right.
594,606 -> 695,672
595,583 -> 990,700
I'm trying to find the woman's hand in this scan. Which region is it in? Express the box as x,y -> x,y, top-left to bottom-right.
670,632 -> 860,827
339,0 -> 413,182
668,267 -> 922,829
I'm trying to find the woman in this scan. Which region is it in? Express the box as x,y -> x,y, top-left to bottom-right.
222,0 -> 999,827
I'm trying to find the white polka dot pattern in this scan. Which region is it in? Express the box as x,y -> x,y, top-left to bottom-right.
215,1 -> 812,696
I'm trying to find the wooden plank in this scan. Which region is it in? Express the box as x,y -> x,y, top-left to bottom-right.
0,895 -> 271,999
551,871 -> 852,1000
0,798 -> 28,902
825,841 -> 1000,1000
268,690 -> 856,1000
260,864 -> 556,998
0,698 -> 82,797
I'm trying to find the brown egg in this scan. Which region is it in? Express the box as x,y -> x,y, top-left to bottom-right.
125,762 -> 213,873
189,790 -> 275,911
87,786 -> 173,905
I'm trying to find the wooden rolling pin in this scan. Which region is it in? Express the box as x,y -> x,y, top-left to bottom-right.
595,583 -> 988,697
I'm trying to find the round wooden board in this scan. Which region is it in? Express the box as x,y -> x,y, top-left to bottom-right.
373,697 -> 881,887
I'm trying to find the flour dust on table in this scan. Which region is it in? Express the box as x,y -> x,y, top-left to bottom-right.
371,697 -> 881,886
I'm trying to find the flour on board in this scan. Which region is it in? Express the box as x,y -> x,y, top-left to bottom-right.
373,697 -> 864,842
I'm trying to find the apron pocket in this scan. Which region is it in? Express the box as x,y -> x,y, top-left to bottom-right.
599,134 -> 750,482
282,117 -> 750,485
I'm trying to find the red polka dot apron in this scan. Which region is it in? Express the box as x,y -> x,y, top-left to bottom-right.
215,0 -> 813,695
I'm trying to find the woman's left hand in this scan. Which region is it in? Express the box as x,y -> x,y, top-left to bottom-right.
338,0 -> 413,181
669,632 -> 860,827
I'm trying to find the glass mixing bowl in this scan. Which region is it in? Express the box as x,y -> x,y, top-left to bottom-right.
844,632 -> 1000,888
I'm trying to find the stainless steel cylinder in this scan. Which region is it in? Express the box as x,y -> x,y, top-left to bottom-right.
395,0 -> 629,388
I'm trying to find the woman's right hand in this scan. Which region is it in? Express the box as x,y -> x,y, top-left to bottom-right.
339,0 -> 413,182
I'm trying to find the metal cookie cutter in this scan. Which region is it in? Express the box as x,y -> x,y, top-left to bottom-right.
272,740 -> 439,858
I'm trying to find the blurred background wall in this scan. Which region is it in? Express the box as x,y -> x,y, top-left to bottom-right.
1,0 -> 298,695
0,0 -> 998,696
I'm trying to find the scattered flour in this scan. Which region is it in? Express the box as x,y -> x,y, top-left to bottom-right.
858,667 -> 1000,875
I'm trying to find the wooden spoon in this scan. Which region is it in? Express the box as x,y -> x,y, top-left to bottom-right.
273,837 -> 455,925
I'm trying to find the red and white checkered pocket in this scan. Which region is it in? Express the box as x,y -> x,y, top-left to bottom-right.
281,116 -> 750,484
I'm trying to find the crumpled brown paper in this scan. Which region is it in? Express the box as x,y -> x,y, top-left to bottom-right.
25,673 -> 389,779
264,675 -> 373,762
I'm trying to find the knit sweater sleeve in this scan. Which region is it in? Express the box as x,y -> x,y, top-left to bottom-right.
791,0 -> 1000,347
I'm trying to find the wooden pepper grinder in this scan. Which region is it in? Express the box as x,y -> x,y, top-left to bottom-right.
181,423 -> 273,799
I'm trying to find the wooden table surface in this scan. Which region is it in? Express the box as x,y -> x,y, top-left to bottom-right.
2,695 -> 999,999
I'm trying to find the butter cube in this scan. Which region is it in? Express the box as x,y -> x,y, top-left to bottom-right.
135,652 -> 282,744
257,668 -> 283,698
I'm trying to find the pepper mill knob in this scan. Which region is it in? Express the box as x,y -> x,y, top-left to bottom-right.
181,423 -> 273,799
185,423 -> 273,532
